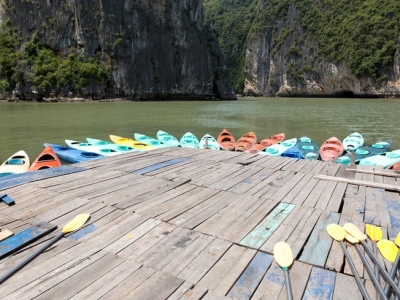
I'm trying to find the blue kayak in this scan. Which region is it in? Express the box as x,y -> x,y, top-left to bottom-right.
44,143 -> 104,164
359,149 -> 400,168
282,146 -> 303,159
296,136 -> 319,160
334,140 -> 391,165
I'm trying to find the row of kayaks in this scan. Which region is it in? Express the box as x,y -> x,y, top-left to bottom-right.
1,130 -> 399,178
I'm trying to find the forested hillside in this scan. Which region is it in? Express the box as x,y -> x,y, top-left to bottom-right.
204,0 -> 400,97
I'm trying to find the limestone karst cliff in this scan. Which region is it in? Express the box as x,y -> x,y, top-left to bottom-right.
0,0 -> 236,100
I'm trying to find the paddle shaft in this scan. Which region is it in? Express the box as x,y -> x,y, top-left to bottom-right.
0,232 -> 63,284
283,268 -> 293,300
361,240 -> 400,298
339,242 -> 371,300
373,243 -> 380,300
354,244 -> 388,300
384,251 -> 400,298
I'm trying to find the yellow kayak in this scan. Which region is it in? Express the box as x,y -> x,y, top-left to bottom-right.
0,150 -> 30,177
109,135 -> 156,151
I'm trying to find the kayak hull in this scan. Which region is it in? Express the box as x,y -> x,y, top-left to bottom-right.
319,137 -> 344,162
334,140 -> 391,165
235,132 -> 257,152
134,133 -> 169,148
29,146 -> 61,171
44,143 -> 104,164
110,135 -> 155,151
343,132 -> 364,151
0,150 -> 30,177
217,129 -> 236,151
296,136 -> 320,160
180,132 -> 200,148
247,133 -> 285,154
199,134 -> 220,150
359,149 -> 400,168
260,138 -> 298,156
156,130 -> 180,147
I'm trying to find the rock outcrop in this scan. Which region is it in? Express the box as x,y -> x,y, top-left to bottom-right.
243,3 -> 400,97
2,0 -> 235,100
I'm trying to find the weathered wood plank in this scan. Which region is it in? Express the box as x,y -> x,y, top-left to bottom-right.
299,211 -> 340,267
251,261 -> 285,299
240,202 -> 295,249
302,267 -> 336,300
277,261 -> 312,300
226,251 -> 274,299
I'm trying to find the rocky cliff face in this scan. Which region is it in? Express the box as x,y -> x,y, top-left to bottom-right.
2,0 -> 235,100
243,3 -> 400,98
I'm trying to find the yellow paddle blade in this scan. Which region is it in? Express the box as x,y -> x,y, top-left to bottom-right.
345,234 -> 359,244
327,224 -> 346,241
365,224 -> 382,242
273,241 -> 293,268
343,223 -> 367,241
377,239 -> 399,263
62,214 -> 91,234
395,233 -> 400,247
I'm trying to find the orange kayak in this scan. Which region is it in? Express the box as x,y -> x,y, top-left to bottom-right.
247,133 -> 285,153
388,162 -> 400,172
319,137 -> 344,162
217,129 -> 236,151
235,132 -> 257,152
29,145 -> 62,171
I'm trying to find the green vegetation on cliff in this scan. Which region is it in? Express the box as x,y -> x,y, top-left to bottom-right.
204,0 -> 400,91
0,27 -> 107,95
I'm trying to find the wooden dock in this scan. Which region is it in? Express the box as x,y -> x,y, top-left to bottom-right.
0,147 -> 399,299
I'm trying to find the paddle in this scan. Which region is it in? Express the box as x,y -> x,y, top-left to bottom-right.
366,224 -> 383,299
344,223 -> 400,298
344,232 -> 388,300
273,241 -> 294,300
380,235 -> 400,298
327,224 -> 371,300
0,214 -> 90,284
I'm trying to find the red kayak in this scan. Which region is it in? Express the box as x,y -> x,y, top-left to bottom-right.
319,137 -> 344,162
388,162 -> 400,172
217,129 -> 236,151
235,132 -> 257,152
29,145 -> 62,171
247,133 -> 285,153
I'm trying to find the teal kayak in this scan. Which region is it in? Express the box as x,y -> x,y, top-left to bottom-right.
343,132 -> 364,150
180,132 -> 199,148
134,133 -> 169,148
260,138 -> 297,156
199,134 -> 220,150
296,136 -> 319,160
334,140 -> 391,165
86,138 -> 137,153
359,149 -> 400,168
156,130 -> 180,147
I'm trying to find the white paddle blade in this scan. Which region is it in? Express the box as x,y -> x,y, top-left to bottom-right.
273,241 -> 293,268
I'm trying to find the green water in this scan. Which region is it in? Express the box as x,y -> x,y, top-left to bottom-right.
0,97 -> 399,162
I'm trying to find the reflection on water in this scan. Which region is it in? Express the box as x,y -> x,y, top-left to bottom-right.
0,97 -> 399,162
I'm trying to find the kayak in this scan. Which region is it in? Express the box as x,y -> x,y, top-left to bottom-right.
388,162 -> 400,172
260,138 -> 298,156
156,130 -> 180,147
66,139 -> 121,156
134,133 -> 169,148
334,140 -> 392,165
217,129 -> 236,151
44,143 -> 104,164
235,132 -> 257,152
86,138 -> 137,153
29,145 -> 61,171
359,149 -> 400,168
296,136 -> 319,160
199,134 -> 220,150
319,137 -> 344,162
282,145 -> 303,159
0,150 -> 30,177
180,132 -> 199,148
109,135 -> 156,151
343,132 -> 364,150
247,133 -> 285,154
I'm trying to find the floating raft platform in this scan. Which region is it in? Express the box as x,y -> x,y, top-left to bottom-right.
0,147 -> 399,299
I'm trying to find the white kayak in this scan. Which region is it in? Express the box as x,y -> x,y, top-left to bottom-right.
259,138 -> 298,156
199,134 -> 220,150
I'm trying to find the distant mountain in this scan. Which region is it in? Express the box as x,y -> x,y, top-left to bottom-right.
204,0 -> 400,97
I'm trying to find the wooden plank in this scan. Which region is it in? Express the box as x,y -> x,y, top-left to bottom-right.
277,261 -> 312,300
299,211 -> 340,267
70,260 -> 143,299
166,281 -> 194,300
99,266 -> 158,300
314,174 -> 400,192
290,176 -> 319,206
0,229 -> 13,241
0,222 -> 57,259
176,238 -> 232,284
227,169 -> 279,195
34,253 -> 126,300
302,267 -> 336,300
196,245 -> 257,297
268,171 -> 307,202
364,187 -> 391,227
325,182 -> 347,213
347,168 -> 400,177
240,202 -> 295,249
0,194 -> 14,206
132,157 -> 191,175
251,261 -> 285,299
302,180 -> 329,208
208,166 -> 263,191
332,270 -> 363,300
324,239 -> 344,272
226,251 -> 274,299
